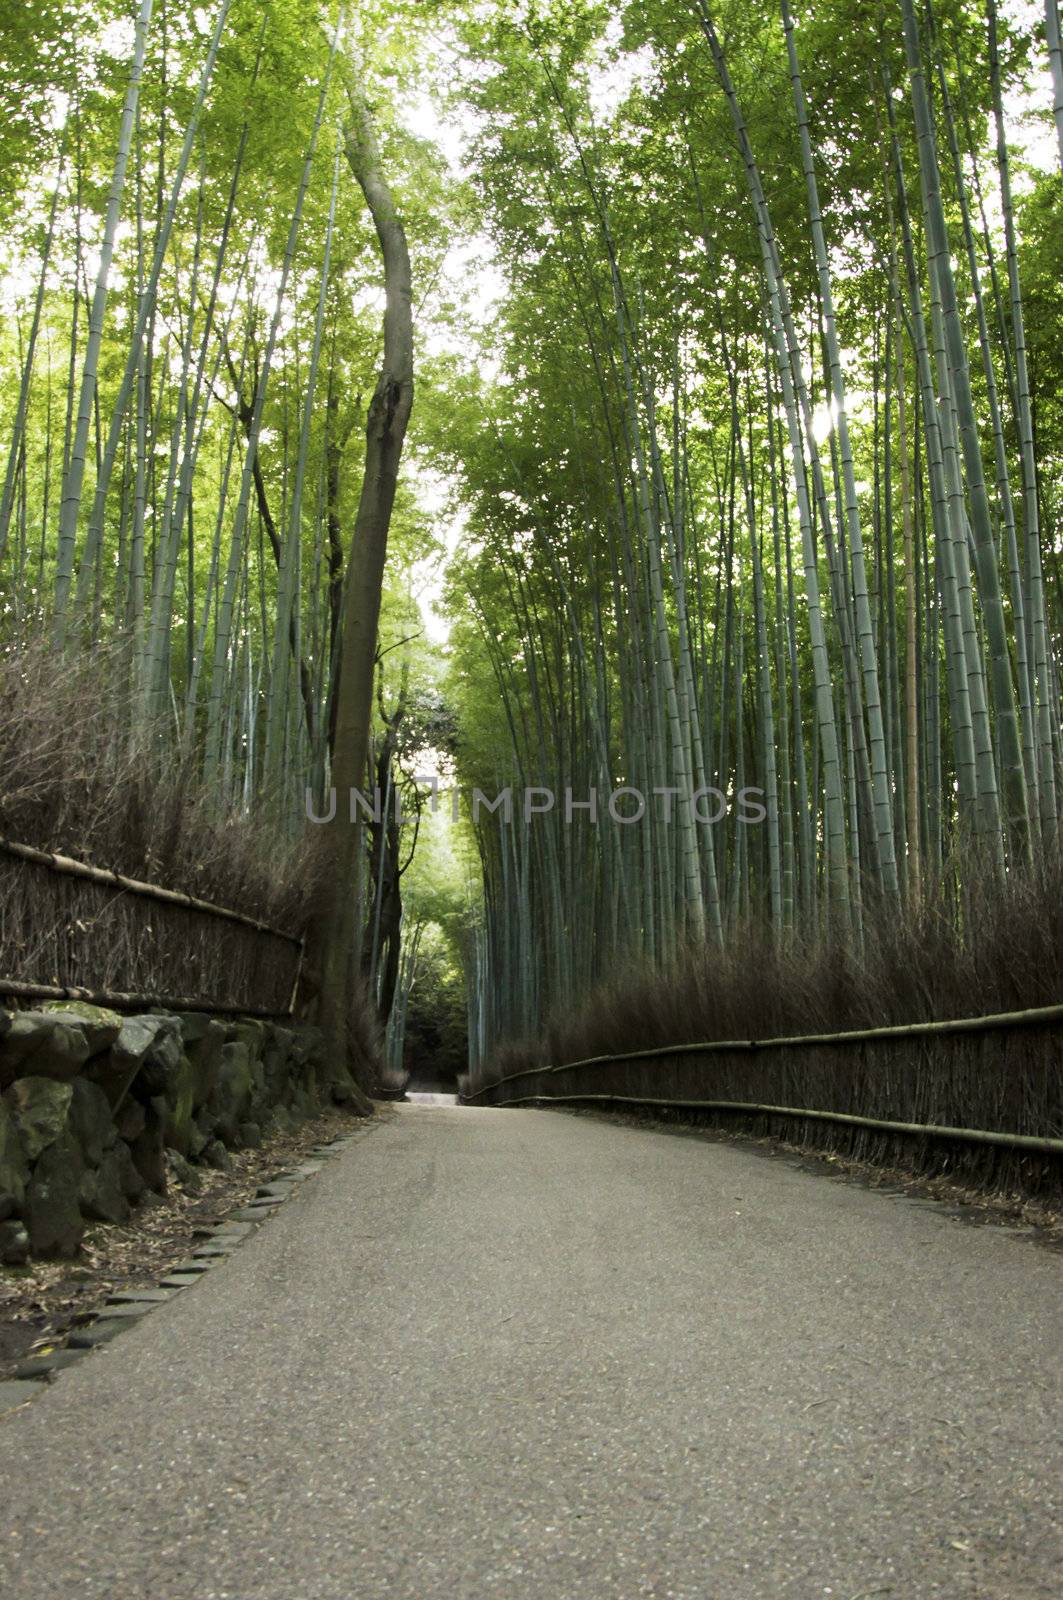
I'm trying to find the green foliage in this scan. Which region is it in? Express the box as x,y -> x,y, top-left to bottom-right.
1,0 -> 1061,1080
424,0 -> 1063,1069
0,0 -> 102,217
403,925 -> 468,1082
1019,169 -> 1063,470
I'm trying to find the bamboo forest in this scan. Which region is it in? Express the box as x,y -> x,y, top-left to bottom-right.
1,0 -> 1062,1100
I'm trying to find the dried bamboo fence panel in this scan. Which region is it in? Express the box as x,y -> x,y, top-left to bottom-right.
0,838 -> 302,1016
463,1007 -> 1063,1191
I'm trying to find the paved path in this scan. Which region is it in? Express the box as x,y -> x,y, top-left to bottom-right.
1,1103 -> 1060,1599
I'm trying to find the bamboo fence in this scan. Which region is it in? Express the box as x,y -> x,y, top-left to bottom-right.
463,1004 -> 1063,1174
0,837 -> 303,1017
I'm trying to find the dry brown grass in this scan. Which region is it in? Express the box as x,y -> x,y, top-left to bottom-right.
468,853 -> 1063,1196
0,639 -> 327,1010
479,851 -> 1063,1078
0,639 -> 324,927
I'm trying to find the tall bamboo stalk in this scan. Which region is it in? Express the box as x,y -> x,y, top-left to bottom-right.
54,0 -> 154,645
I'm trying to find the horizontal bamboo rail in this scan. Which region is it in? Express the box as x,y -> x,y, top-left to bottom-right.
0,976 -> 294,1021
0,836 -> 305,1018
462,1001 -> 1063,1100
0,836 -> 302,944
461,1002 -> 1063,1160
474,1093 -> 1063,1159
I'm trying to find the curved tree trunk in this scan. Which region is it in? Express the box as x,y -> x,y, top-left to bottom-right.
315,76 -> 414,1105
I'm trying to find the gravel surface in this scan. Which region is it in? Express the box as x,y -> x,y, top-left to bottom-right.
0,1107 -> 360,1377
0,1101 -> 1060,1599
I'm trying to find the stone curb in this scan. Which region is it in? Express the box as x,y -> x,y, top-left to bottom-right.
0,1134 -> 359,1418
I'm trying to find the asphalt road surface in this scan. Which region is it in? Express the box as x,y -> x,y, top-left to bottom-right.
1,1102 -> 1060,1599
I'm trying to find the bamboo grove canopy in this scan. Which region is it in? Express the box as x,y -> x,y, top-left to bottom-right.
0,0 -> 1062,1077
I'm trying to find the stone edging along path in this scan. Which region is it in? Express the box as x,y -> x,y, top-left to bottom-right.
0,1132 -> 361,1419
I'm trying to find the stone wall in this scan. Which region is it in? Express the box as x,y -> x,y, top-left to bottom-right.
0,1002 -> 350,1261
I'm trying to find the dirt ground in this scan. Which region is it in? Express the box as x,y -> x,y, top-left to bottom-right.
0,1105 -> 371,1378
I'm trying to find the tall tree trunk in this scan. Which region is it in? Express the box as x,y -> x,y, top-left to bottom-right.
315,77 -> 414,1103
